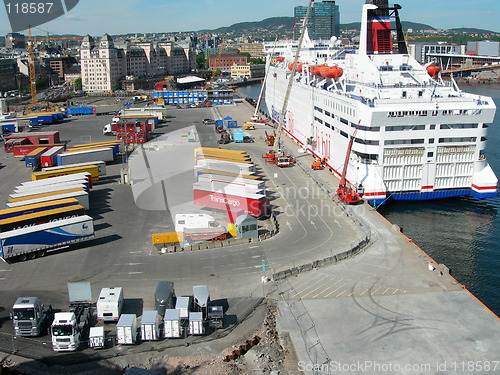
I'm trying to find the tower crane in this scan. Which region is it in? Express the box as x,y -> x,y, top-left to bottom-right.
27,26 -> 37,105
207,37 -> 226,89
262,0 -> 314,168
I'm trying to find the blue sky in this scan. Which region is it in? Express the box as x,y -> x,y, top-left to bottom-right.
1,0 -> 499,36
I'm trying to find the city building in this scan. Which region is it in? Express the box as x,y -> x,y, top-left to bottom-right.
238,43 -> 264,57
294,0 -> 340,40
408,42 -> 464,64
208,53 -> 247,72
5,33 -> 26,49
467,41 -> 500,57
80,34 -> 196,92
0,58 -> 18,92
230,64 -> 265,79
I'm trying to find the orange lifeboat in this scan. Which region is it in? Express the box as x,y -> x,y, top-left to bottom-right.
318,65 -> 330,77
427,65 -> 440,78
288,63 -> 294,70
276,56 -> 285,62
310,65 -> 324,75
295,63 -> 303,72
319,66 -> 344,79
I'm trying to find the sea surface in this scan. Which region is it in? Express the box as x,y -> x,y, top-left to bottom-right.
237,83 -> 500,317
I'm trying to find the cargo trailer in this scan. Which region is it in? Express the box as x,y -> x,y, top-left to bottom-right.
24,147 -> 47,170
43,161 -> 106,177
0,215 -> 94,262
89,327 -> 105,349
7,187 -> 87,204
96,287 -> 124,322
192,285 -> 210,319
13,144 -> 64,158
116,314 -> 137,345
193,184 -> 267,218
57,148 -> 114,165
163,309 -> 182,338
32,165 -> 99,181
4,137 -> 29,153
40,146 -> 65,168
194,180 -> 264,196
11,183 -> 88,197
0,198 -> 80,221
0,205 -> 85,232
196,160 -> 256,175
6,190 -> 89,210
175,296 -> 191,321
140,311 -> 161,341
20,172 -> 92,189
65,144 -> 120,158
154,281 -> 175,317
198,174 -> 265,191
188,312 -> 204,335
71,140 -> 122,149
94,104 -> 122,115
195,168 -> 261,181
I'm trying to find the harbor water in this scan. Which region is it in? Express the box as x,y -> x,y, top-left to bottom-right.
237,83 -> 500,317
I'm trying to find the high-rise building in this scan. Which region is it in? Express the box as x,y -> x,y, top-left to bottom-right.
293,0 -> 340,40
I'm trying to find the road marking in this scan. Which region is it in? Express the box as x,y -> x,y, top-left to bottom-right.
129,251 -> 143,254
249,246 -> 260,249
382,288 -> 390,295
334,220 -> 341,228
310,220 -> 317,229
252,255 -> 261,258
336,290 -> 346,297
301,282 -> 330,299
296,274 -> 330,296
286,221 -> 292,230
0,269 -> 12,272
313,286 -> 332,298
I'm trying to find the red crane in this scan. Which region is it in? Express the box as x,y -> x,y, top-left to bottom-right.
337,122 -> 364,204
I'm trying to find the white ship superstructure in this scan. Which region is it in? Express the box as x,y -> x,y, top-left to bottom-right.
264,1 -> 497,205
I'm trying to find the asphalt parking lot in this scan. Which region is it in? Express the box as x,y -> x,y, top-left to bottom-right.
0,100 -> 363,369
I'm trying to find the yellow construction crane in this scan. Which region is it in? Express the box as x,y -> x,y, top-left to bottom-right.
207,37 -> 226,89
27,26 -> 37,105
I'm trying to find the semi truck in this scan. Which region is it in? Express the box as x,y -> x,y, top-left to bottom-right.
51,282 -> 92,351
0,198 -> 80,221
57,148 -> 114,165
0,215 -> 94,262
11,296 -> 53,336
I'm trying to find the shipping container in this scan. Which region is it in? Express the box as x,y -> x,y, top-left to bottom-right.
0,205 -> 85,232
57,148 -> 114,166
40,146 -> 65,168
140,311 -> 161,341
24,147 -> 47,170
196,177 -> 265,195
198,174 -> 265,191
32,165 -> 99,181
193,184 -> 267,217
0,198 -> 80,221
96,287 -> 124,322
4,137 -> 30,153
43,161 -> 106,177
163,309 -> 182,338
6,190 -> 89,210
116,314 -> 138,345
4,131 -> 60,145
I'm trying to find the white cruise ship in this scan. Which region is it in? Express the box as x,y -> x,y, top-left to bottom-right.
263,0 -> 498,205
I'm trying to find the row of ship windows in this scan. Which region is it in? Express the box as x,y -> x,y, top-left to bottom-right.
388,109 -> 482,117
314,117 -> 480,132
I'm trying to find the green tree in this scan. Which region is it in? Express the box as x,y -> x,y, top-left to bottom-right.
74,77 -> 82,91
196,54 -> 206,69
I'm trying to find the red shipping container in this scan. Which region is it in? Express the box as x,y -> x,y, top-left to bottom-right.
13,143 -> 66,157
